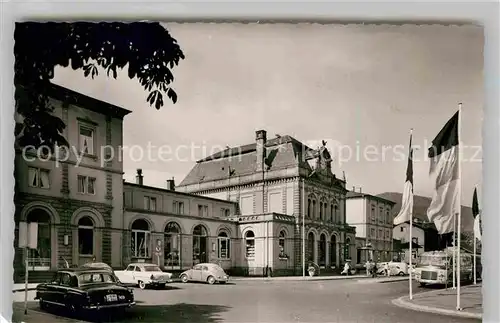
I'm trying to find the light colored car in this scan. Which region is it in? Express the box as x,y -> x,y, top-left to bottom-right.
179,263 -> 229,285
376,261 -> 409,276
114,263 -> 173,289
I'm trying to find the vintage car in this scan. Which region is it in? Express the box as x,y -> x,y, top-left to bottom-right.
81,262 -> 114,274
34,268 -> 135,315
114,263 -> 173,289
376,261 -> 409,276
179,263 -> 229,284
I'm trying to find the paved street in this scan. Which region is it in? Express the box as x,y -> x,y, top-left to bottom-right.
12,279 -> 480,323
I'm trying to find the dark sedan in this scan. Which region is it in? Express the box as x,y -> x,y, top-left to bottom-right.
35,268 -> 135,316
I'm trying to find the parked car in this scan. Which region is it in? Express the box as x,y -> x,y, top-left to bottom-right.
34,268 -> 135,316
179,263 -> 229,284
114,263 -> 173,289
376,261 -> 408,276
80,262 -> 114,274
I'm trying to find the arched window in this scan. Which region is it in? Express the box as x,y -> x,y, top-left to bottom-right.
324,203 -> 328,222
193,224 -> 208,264
131,219 -> 150,258
217,231 -> 230,259
319,202 -> 323,221
278,230 -> 288,259
334,205 -> 339,223
245,231 -> 255,259
312,200 -> 317,219
307,199 -> 312,218
330,204 -> 334,222
164,222 -> 181,268
78,216 -> 94,256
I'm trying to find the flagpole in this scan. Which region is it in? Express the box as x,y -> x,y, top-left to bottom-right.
473,185 -> 477,285
409,128 -> 413,300
456,103 -> 463,311
452,214 -> 456,289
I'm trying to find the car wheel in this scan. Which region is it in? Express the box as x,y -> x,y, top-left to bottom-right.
138,280 -> 146,290
66,302 -> 80,318
180,274 -> 189,283
39,299 -> 47,310
398,271 -> 405,276
419,282 -> 427,287
207,276 -> 216,285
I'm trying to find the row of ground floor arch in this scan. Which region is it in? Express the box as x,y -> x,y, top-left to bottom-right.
13,201 -> 357,279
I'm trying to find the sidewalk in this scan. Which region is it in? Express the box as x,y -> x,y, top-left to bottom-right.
392,283 -> 482,319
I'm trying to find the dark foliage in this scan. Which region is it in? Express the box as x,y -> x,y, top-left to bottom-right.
14,22 -> 185,149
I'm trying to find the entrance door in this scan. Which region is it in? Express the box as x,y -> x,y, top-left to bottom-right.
77,216 -> 95,266
192,225 -> 208,265
26,209 -> 52,271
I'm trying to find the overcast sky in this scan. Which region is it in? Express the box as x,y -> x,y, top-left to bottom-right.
52,23 -> 484,206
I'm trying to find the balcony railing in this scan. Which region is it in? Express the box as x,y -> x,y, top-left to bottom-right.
27,257 -> 50,271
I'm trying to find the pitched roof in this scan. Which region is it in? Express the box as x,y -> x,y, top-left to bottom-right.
376,192 -> 474,232
346,191 -> 396,205
178,135 -> 329,187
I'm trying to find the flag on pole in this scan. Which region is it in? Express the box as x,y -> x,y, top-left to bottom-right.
472,187 -> 481,241
427,111 -> 460,234
394,133 -> 414,226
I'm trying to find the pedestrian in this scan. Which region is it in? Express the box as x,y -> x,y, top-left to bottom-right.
383,262 -> 390,277
365,260 -> 371,276
372,261 -> 377,278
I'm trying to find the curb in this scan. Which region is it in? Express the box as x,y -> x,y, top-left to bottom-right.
391,291 -> 482,319
229,275 -> 369,282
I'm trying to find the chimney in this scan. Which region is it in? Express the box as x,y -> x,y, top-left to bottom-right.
166,177 -> 176,191
255,130 -> 267,172
136,169 -> 143,185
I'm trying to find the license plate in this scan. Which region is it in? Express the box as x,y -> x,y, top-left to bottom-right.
106,294 -> 118,302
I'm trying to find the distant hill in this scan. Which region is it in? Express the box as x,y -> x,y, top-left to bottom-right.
376,192 -> 474,233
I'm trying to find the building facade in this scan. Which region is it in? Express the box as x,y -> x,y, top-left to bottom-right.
123,173 -> 296,276
393,220 -> 425,262
345,190 -> 395,263
14,84 -> 131,281
176,130 -> 357,274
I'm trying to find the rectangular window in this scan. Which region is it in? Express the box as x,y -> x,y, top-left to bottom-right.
371,206 -> 376,222
371,228 -> 375,237
218,237 -> 230,259
246,239 -> 255,258
204,205 -> 208,217
379,207 -> 383,222
179,202 -> 184,214
225,208 -> 230,217
173,201 -> 178,214
77,175 -> 96,194
28,167 -> 50,189
79,125 -> 95,155
198,205 -> 203,217
144,196 -> 157,211
131,230 -> 150,258
378,229 -> 382,238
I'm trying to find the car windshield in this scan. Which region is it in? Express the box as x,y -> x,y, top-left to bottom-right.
78,272 -> 116,285
143,265 -> 161,272
419,255 -> 448,268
